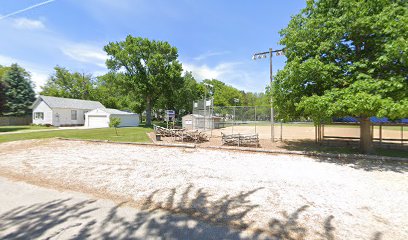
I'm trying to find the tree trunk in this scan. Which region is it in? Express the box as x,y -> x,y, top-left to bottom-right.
146,97 -> 152,126
360,117 -> 373,154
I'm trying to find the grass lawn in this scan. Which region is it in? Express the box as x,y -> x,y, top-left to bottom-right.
0,125 -> 56,133
0,127 -> 152,143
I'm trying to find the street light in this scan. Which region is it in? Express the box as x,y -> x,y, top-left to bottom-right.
252,48 -> 284,142
232,98 -> 239,134
203,83 -> 213,130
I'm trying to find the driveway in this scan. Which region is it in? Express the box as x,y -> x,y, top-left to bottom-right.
0,139 -> 407,239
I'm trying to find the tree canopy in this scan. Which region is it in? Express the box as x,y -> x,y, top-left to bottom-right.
93,72 -> 146,114
41,66 -> 94,100
273,0 -> 408,153
104,35 -> 183,125
2,64 -> 35,116
0,65 -> 10,115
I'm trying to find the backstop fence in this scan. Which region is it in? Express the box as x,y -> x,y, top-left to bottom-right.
187,102 -> 407,149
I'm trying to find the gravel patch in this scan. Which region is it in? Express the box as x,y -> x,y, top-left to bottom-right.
0,139 -> 407,239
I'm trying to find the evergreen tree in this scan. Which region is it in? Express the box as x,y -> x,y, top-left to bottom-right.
0,80 -> 6,115
0,65 -> 9,115
3,64 -> 36,116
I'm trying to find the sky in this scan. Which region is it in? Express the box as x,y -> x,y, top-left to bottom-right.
0,0 -> 306,93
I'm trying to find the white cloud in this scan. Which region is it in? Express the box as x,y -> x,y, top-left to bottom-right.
183,61 -> 269,92
13,18 -> 45,30
61,44 -> 107,68
193,51 -> 230,61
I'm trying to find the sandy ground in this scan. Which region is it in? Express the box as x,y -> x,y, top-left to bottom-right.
0,139 -> 407,239
204,125 -> 405,142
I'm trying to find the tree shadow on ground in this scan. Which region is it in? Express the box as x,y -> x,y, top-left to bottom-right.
281,140 -> 408,173
0,185 -> 384,240
0,198 -> 98,239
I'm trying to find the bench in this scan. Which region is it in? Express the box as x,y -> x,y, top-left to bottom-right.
221,133 -> 259,147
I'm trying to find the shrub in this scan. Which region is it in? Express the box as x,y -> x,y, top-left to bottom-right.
109,117 -> 121,135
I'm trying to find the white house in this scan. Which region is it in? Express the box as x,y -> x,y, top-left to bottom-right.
31,96 -> 105,126
85,108 -> 139,128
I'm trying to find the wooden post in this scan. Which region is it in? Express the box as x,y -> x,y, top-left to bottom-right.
238,133 -> 240,147
379,124 -> 382,145
322,124 -> 325,142
402,125 -> 404,146
280,120 -> 283,142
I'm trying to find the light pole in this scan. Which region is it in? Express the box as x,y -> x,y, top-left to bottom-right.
252,48 -> 284,142
203,83 -> 213,130
232,98 -> 239,134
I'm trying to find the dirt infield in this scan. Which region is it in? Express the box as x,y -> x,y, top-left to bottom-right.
205,124 -> 406,142
0,139 -> 407,239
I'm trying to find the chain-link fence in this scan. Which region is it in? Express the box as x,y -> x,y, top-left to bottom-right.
184,102 -> 408,148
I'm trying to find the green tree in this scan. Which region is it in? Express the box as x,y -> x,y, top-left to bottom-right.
109,117 -> 121,135
273,0 -> 408,153
173,71 -> 203,114
93,72 -> 145,116
0,80 -> 6,115
41,66 -> 94,100
3,64 -> 35,116
104,35 -> 183,126
0,65 -> 10,115
202,79 -> 244,107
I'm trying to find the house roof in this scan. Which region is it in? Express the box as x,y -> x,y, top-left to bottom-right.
103,108 -> 136,115
35,95 -> 105,110
86,108 -> 137,115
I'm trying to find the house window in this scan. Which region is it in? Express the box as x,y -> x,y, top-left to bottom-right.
71,110 -> 77,120
34,112 -> 44,120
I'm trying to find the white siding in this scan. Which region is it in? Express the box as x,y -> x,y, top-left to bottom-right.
32,101 -> 53,125
112,114 -> 139,127
52,108 -> 90,126
85,109 -> 140,128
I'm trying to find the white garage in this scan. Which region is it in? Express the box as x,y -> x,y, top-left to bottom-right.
85,108 -> 139,128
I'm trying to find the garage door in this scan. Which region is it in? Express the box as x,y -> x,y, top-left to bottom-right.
88,115 -> 109,128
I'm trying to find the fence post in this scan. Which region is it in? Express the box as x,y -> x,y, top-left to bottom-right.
254,107 -> 257,134
402,125 -> 404,146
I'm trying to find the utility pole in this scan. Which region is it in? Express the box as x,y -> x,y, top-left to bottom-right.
203,83 -> 213,131
252,48 -> 284,142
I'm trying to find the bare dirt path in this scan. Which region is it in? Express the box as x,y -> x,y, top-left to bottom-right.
0,139 -> 407,239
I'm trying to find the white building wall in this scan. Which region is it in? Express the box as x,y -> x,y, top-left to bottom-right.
32,101 -> 53,125
113,114 -> 139,127
84,109 -> 109,128
52,108 -> 89,126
